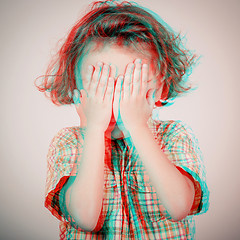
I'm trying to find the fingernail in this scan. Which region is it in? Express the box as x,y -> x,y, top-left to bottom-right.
88,65 -> 92,71
103,64 -> 109,70
128,63 -> 134,69
97,61 -> 102,67
136,58 -> 142,63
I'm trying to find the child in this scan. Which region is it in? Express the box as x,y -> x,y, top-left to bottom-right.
36,1 -> 209,239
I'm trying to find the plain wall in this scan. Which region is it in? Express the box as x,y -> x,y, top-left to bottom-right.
0,0 -> 239,239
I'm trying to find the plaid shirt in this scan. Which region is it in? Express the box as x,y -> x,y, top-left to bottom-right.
44,117 -> 209,239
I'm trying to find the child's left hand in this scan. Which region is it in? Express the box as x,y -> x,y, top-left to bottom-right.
114,58 -> 156,132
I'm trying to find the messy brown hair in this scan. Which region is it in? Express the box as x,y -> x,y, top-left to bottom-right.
34,0 -> 198,107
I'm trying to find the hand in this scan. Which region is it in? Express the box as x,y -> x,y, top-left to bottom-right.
113,59 -> 156,132
73,62 -> 115,131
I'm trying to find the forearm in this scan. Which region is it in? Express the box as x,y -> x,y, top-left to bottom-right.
129,124 -> 195,221
65,127 -> 105,230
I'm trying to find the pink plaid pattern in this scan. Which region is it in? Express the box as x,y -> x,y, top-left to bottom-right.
44,117 -> 209,239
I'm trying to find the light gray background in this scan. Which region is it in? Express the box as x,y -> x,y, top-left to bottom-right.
1,0 -> 239,239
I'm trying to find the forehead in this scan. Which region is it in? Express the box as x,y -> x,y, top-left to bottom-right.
79,41 -> 155,77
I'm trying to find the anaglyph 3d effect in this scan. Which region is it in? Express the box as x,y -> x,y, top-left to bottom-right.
35,1 -> 210,239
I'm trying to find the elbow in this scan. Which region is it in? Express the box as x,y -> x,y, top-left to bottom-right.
170,210 -> 190,222
172,177 -> 195,221
75,218 -> 97,232
168,188 -> 195,222
66,207 -> 99,232
69,206 -> 99,232
168,202 -> 193,222
64,187 -> 100,232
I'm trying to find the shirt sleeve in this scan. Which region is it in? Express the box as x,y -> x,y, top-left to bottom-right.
44,127 -> 86,230
160,120 -> 210,216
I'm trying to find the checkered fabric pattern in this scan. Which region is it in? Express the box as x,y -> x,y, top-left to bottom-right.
44,116 -> 209,239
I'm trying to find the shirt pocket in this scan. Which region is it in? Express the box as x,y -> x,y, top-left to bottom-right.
129,171 -> 165,223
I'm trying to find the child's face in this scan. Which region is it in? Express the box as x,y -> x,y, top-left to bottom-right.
76,41 -> 162,139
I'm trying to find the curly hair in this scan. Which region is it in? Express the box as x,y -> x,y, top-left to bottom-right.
34,0 -> 198,107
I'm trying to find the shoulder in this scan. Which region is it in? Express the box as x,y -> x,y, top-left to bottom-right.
149,117 -> 198,147
48,126 -> 85,155
149,118 -> 189,139
153,118 -> 202,155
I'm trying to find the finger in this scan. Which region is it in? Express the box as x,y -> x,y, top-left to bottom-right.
104,77 -> 115,102
85,65 -> 93,92
114,75 -> 124,103
89,61 -> 102,96
141,63 -> 149,96
132,59 -> 142,97
123,63 -> 134,100
109,63 -> 117,79
96,64 -> 110,99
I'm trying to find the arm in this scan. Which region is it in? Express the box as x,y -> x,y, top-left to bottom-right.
129,124 -> 195,221
62,62 -> 114,231
62,127 -> 105,231
114,59 -> 195,221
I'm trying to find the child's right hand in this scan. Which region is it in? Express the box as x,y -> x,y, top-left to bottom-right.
73,62 -> 115,132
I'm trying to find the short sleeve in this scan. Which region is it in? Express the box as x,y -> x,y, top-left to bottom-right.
44,127 -> 86,229
160,120 -> 210,216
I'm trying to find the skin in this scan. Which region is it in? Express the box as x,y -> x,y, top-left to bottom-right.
71,41 -> 195,223
74,41 -> 163,140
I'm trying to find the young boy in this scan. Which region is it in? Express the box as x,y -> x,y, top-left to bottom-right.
39,1 -> 209,239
